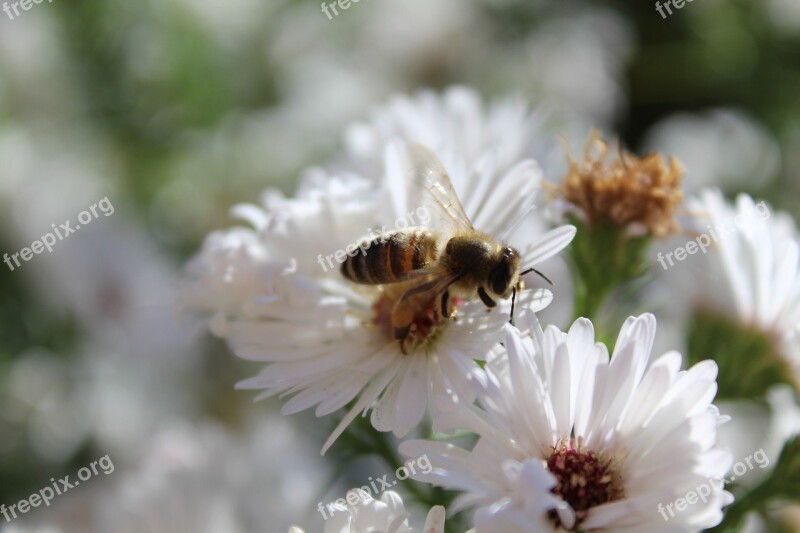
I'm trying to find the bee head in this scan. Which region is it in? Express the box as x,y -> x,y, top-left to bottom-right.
488,246 -> 521,298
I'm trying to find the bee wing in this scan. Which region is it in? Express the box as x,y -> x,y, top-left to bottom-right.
405,142 -> 474,232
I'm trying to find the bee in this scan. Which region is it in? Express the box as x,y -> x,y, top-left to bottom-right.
341,143 -> 551,353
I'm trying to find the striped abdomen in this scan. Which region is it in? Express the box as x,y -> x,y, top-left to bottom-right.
341,230 -> 438,284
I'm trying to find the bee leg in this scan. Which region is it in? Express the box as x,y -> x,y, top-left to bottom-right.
394,325 -> 411,355
441,290 -> 451,318
399,337 -> 409,355
509,286 -> 517,324
390,274 -> 460,353
478,287 -> 496,309
394,324 -> 411,341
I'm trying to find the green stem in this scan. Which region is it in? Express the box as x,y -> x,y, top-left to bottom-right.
571,273 -> 610,322
566,216 -> 651,329
330,413 -> 468,533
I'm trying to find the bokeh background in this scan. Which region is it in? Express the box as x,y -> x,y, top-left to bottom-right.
1,0 -> 798,531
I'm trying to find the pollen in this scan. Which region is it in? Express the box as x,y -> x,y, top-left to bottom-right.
557,130 -> 684,238
546,442 -> 625,527
370,285 -> 461,354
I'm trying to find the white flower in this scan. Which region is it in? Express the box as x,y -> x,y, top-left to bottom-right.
94,419 -> 325,533
716,385 -> 800,490
290,490 -> 445,533
642,110 -> 780,193
9,418 -> 327,533
343,86 -> 541,177
180,88 -> 576,454
687,190 -> 800,378
766,0 -> 800,32
400,311 -> 733,532
114,421 -> 325,533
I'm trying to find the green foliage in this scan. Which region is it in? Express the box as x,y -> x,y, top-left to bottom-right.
687,309 -> 796,401
711,436 -> 800,532
0,239 -> 84,504
329,411 -> 470,533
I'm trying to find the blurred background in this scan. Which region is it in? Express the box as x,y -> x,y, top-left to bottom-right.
0,0 -> 798,531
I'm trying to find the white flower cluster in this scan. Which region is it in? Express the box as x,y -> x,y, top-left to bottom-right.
180,86 -> 800,532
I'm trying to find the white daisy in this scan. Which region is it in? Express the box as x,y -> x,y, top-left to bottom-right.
642,110 -> 780,193
183,147 -> 572,454
686,189 -> 800,383
8,418 -> 327,533
180,89 -> 576,454
342,88 -> 579,331
289,489 -> 446,533
343,86 -> 543,177
341,86 -> 573,236
400,311 -> 733,532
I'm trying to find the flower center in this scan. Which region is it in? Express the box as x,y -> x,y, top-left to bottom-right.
370,285 -> 462,354
687,308 -> 795,399
546,444 -> 624,527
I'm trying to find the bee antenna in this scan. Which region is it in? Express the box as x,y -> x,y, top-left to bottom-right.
520,267 -> 554,286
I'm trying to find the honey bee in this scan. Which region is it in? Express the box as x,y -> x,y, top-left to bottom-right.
341,143 -> 551,353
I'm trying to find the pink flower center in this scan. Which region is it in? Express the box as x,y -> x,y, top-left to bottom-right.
546,445 -> 624,526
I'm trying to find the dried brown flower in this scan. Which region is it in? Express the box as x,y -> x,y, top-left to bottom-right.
558,130 -> 684,237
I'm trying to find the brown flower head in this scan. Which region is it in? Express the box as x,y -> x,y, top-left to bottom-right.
558,130 -> 684,237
